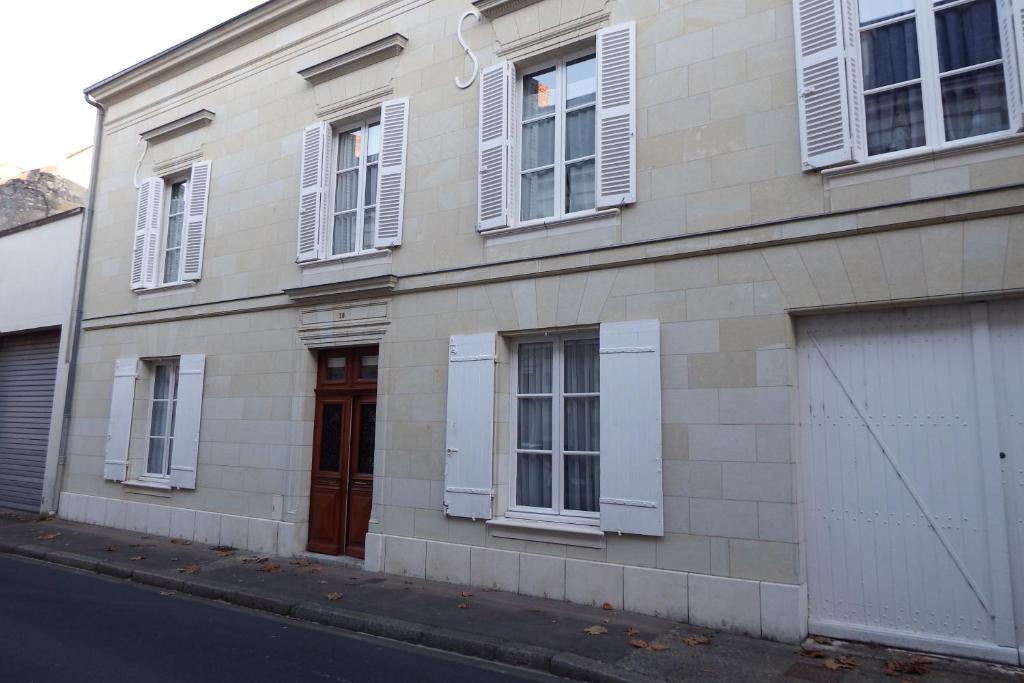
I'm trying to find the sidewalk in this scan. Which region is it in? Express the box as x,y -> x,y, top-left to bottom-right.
0,513 -> 1020,683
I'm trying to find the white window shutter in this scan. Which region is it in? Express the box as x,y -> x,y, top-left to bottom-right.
297,122 -> 329,262
181,160 -> 211,281
444,333 -> 496,520
170,354 -> 205,490
792,0 -> 862,170
599,320 -> 663,536
130,178 -> 163,290
997,0 -> 1024,131
373,97 -> 409,248
596,21 -> 637,209
477,61 -> 513,231
103,358 -> 138,482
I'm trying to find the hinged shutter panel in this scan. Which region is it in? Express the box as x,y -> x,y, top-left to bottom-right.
181,160 -> 211,281
444,333 -> 496,519
599,320 -> 663,536
130,178 -> 163,289
997,0 -> 1024,130
477,62 -> 513,231
373,97 -> 409,248
793,0 -> 860,169
170,354 -> 205,490
297,122 -> 329,262
103,358 -> 138,482
596,22 -> 637,209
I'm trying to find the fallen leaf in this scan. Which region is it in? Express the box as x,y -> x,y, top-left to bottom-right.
177,564 -> 201,575
257,564 -> 283,573
796,647 -> 825,658
308,567 -> 321,575
36,532 -> 60,541
211,545 -> 235,552
810,635 -> 833,645
170,538 -> 192,545
241,556 -> 269,564
823,659 -> 842,671
882,658 -> 929,676
456,603 -> 469,609
602,602 -> 614,611
105,545 -> 117,552
129,556 -> 145,561
624,627 -> 640,637
289,559 -> 312,567
583,625 -> 608,636
684,635 -> 711,646
325,592 -> 343,601
835,656 -> 857,669
215,550 -> 235,558
648,643 -> 670,652
629,639 -> 649,649
461,591 -> 474,598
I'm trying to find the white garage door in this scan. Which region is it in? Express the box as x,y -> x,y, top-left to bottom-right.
799,303 -> 1021,664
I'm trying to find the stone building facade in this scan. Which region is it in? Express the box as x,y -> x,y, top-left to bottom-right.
58,0 -> 1024,662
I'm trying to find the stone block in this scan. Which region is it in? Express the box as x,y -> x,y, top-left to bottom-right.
624,566 -> 687,620
689,574 -> 761,637
470,546 -> 519,592
690,498 -> 758,539
565,558 -> 624,608
761,582 -> 808,643
689,424 -> 756,461
426,540 -> 471,584
385,536 -> 427,579
519,553 -> 566,600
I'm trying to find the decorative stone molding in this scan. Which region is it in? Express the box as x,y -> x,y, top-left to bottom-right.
152,149 -> 205,177
284,274 -> 398,304
316,86 -> 394,123
497,10 -> 610,62
299,33 -> 407,83
297,300 -> 390,348
473,0 -> 543,19
140,110 -> 215,144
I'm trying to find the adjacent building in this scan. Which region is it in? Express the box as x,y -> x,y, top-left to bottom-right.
55,0 -> 1024,664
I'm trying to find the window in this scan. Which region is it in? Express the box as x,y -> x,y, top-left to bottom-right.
146,360 -> 179,478
859,0 -> 1010,157
512,335 -> 600,522
330,121 -> 381,256
519,54 -> 597,223
161,179 -> 189,284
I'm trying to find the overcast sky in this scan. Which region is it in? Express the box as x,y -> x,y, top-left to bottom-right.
1,0 -> 258,171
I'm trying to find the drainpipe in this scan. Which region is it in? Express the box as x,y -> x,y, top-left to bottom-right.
50,93 -> 105,514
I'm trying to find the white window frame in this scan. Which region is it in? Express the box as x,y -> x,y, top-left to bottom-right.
156,175 -> 190,286
514,48 -> 599,229
858,0 -> 1013,161
326,117 -> 382,259
142,359 -> 179,481
508,332 -> 600,525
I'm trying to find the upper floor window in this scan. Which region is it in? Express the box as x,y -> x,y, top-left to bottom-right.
519,54 -> 597,223
331,121 -> 381,256
860,0 -> 1010,157
162,178 -> 189,284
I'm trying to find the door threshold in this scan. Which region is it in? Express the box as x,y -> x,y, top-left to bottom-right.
296,550 -> 365,570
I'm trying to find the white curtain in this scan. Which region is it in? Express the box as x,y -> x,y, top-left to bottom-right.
563,339 -> 599,512
517,343 -> 553,507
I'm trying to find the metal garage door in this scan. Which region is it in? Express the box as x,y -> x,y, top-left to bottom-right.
799,303 -> 1019,664
0,330 -> 59,512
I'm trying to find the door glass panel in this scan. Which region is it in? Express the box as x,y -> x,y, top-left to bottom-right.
360,354 -> 379,380
319,404 -> 342,471
325,356 -> 346,380
357,403 -> 376,474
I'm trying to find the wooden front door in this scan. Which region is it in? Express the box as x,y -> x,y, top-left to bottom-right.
307,347 -> 378,557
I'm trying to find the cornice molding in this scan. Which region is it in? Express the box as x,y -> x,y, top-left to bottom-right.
140,109 -> 215,143
283,274 -> 399,303
496,10 -> 609,61
472,0 -> 543,19
299,33 -> 407,83
316,86 -> 394,122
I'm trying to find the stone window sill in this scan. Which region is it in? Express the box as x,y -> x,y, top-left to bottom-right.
123,479 -> 173,497
133,281 -> 196,296
298,249 -> 391,270
486,516 -> 605,548
480,208 -> 620,243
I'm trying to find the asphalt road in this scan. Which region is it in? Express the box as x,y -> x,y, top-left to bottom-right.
0,555 -> 558,682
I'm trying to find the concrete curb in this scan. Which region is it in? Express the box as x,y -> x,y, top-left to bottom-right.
1,545 -> 649,683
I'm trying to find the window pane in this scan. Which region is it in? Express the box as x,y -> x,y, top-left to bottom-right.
335,169 -> 359,212
518,342 -> 553,393
360,354 -> 379,380
337,130 -> 361,169
149,400 -> 169,437
318,404 -> 342,472
565,160 -> 595,214
859,0 -> 913,24
166,214 -> 183,248
941,65 -> 1009,141
565,106 -> 595,161
362,208 -> 376,250
861,19 -> 919,90
332,212 -> 357,255
865,85 -> 926,155
935,0 -> 1000,73
521,117 -> 555,170
326,356 -> 346,380
153,365 -> 171,399
564,339 -> 599,393
147,437 -> 166,476
365,164 -> 379,206
520,169 -> 555,221
564,453 -> 599,512
516,452 -> 552,508
566,56 -> 596,108
366,123 -> 381,163
564,397 -> 599,452
517,397 -> 552,450
357,403 -> 376,474
163,249 -> 180,284
523,68 -> 557,120
169,181 -> 188,214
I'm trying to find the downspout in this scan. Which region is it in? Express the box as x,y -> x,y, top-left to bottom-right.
50,93 -> 105,513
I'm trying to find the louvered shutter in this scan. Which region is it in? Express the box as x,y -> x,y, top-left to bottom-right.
181,160 -> 211,281
793,0 -> 863,170
170,354 -> 205,490
297,122 -> 329,262
373,98 -> 409,248
598,320 -> 663,536
103,358 -> 138,482
997,0 -> 1024,131
130,178 -> 163,290
477,62 -> 513,231
444,333 -> 496,519
595,22 -> 637,209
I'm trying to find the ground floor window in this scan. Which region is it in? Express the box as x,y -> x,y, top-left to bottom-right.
512,334 -> 600,521
145,360 -> 179,478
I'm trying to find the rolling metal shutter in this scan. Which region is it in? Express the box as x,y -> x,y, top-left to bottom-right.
0,330 -> 59,512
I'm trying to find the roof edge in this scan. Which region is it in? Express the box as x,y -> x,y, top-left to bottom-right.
0,207 -> 85,239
